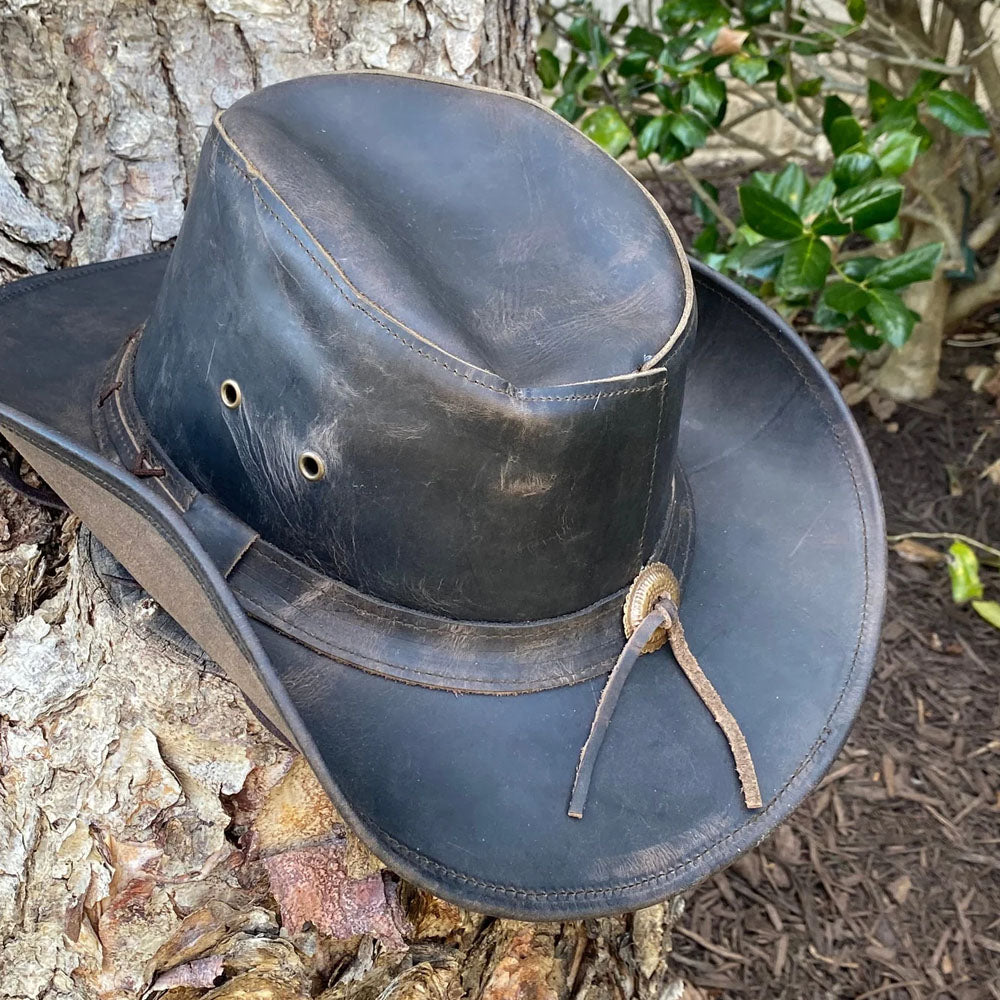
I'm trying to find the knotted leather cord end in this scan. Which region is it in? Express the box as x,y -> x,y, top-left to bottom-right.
658,597 -> 763,811
0,449 -> 69,512
568,569 -> 762,819
129,446 -> 166,480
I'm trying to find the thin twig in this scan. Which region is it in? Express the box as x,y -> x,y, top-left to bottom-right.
675,160 -> 738,233
756,27 -> 973,78
887,531 -> 1000,562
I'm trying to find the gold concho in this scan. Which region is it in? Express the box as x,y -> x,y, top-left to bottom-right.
623,562 -> 681,654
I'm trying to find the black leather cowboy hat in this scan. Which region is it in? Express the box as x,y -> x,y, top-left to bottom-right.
0,72 -> 885,919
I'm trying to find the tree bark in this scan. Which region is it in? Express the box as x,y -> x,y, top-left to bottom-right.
0,5 -> 689,997
0,0 -> 538,276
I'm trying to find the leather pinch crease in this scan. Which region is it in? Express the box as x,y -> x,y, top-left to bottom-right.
569,596 -> 763,819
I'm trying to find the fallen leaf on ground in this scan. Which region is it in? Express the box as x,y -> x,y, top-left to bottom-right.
150,955 -> 225,991
264,844 -> 407,949
891,539 -> 946,564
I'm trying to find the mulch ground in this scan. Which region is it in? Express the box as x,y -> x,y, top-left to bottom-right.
674,344 -> 1000,1000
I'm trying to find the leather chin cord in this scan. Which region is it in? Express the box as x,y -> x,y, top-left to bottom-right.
569,566 -> 763,819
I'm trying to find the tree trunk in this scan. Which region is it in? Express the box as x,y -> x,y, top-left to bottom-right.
870,163 -> 960,402
0,5 -> 687,998
0,0 -> 539,276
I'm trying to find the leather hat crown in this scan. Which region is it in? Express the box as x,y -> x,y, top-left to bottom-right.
134,73 -> 696,624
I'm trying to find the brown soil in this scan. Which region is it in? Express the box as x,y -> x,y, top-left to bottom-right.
676,345 -> 1000,1000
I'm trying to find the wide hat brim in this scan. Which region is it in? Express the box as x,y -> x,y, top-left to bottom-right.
0,252 -> 885,919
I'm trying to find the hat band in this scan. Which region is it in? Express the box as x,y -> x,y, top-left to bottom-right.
94,329 -> 697,696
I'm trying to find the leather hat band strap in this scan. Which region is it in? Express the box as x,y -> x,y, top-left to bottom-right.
568,588 -> 762,819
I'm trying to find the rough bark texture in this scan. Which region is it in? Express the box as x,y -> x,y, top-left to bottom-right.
0,0 -> 538,276
0,5 -> 687,997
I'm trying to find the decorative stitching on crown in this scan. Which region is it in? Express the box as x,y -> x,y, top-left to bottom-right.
212,129 -> 665,404
636,379 -> 667,577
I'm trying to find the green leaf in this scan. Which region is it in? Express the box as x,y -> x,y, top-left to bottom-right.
552,93 -> 582,122
668,111 -> 709,149
867,79 -> 893,121
835,178 -> 903,230
536,49 -> 560,90
828,115 -> 864,155
866,243 -> 943,289
802,175 -> 835,218
841,256 -> 881,280
654,83 -> 680,109
612,4 -> 630,31
658,132 -> 689,162
795,77 -> 823,97
972,600 -> 1000,630
725,238 -> 790,280
567,17 -> 593,51
566,17 -> 598,52
739,184 -> 804,239
563,62 -> 591,93
911,69 -> 947,101
822,95 -> 853,137
847,0 -> 866,22
864,217 -> 901,243
948,541 -> 984,604
874,130 -> 921,176
925,90 -> 990,137
776,235 -> 832,296
823,280 -> 871,314
864,287 -> 918,347
686,73 -> 727,123
658,0 -> 725,27
832,151 -> 880,191
749,170 -> 776,193
742,0 -> 783,24
772,163 -> 808,211
625,25 -> 665,58
638,116 -> 668,158
813,299 -> 847,330
580,107 -> 632,156
736,223 -> 765,246
692,223 -> 719,255
691,180 -> 720,223
845,322 -> 883,351
619,52 -> 651,76
731,54 -> 769,85
811,207 -> 850,236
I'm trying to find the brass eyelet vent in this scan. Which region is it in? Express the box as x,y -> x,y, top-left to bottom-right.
220,379 -> 242,409
298,451 -> 326,482
623,562 -> 681,654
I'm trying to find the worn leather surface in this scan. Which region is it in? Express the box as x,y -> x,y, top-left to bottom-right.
100,328 -> 695,693
0,250 -> 885,918
132,74 -> 696,622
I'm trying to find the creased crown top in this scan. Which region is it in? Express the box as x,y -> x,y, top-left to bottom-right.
218,72 -> 691,387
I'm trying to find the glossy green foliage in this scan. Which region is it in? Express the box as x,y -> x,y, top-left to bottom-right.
537,1 -> 991,352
